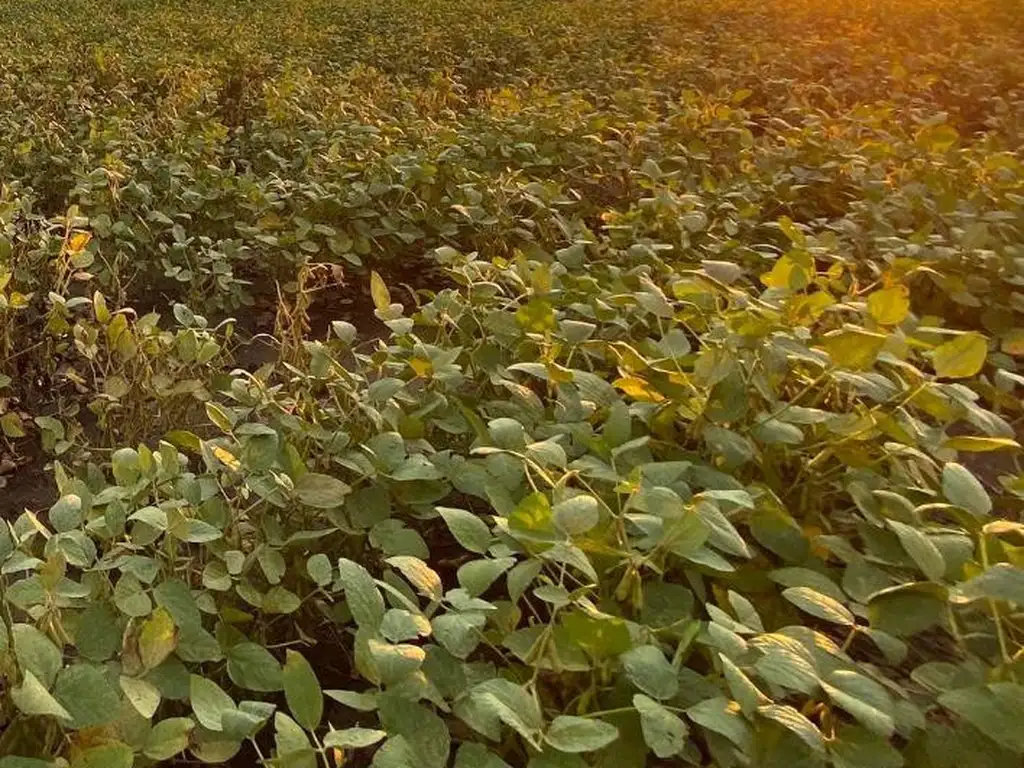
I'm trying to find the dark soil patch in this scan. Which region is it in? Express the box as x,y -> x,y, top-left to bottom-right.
0,438 -> 56,519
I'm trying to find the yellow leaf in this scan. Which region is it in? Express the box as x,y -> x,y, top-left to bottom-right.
614,376 -> 665,402
916,124 -> 959,153
93,290 -> 110,324
818,329 -> 888,370
205,402 -> 233,433
67,231 -> 91,253
932,333 -> 988,379
760,255 -> 811,291
609,342 -> 649,373
867,286 -> 910,326
910,386 -> 955,421
212,445 -> 241,471
139,607 -> 179,671
408,357 -> 433,378
777,216 -> 805,247
546,362 -> 574,384
786,291 -> 834,324
0,411 -> 25,438
515,298 -> 556,333
942,436 -> 1020,453
369,271 -> 390,311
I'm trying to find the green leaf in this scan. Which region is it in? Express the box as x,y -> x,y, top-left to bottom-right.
274,711 -> 315,762
12,623 -> 63,689
190,674 -> 235,731
942,463 -> 992,516
368,639 -> 425,684
153,578 -> 202,629
933,333 -> 988,379
782,587 -> 855,626
961,563 -> 1024,604
889,521 -> 946,581
471,679 -> 544,749
49,494 -> 82,532
758,704 -> 825,753
939,683 -> 1024,754
144,718 -> 196,761
326,689 -> 378,711
437,506 -> 492,554
770,568 -> 846,604
544,715 -> 619,753
294,473 -> 351,508
454,743 -> 512,768
686,696 -> 753,750
720,654 -> 769,714
10,670 -> 72,721
867,582 -> 947,637
324,728 -> 387,749
749,503 -> 810,562
380,608 -> 431,642
306,553 -> 333,586
562,612 -> 632,658
227,642 -> 283,692
263,586 -> 302,614
378,693 -> 451,768
621,645 -> 678,700
283,650 -> 323,731
552,494 -> 600,536
387,555 -> 443,601
634,693 -> 688,758
433,612 -> 486,659
74,602 -> 122,661
696,501 -> 751,558
337,558 -> 385,629
457,557 -> 515,597
0,760 -> 52,768
822,670 -> 895,738
828,724 -> 903,768
53,664 -> 122,728
752,634 -> 819,694
120,674 -> 161,718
